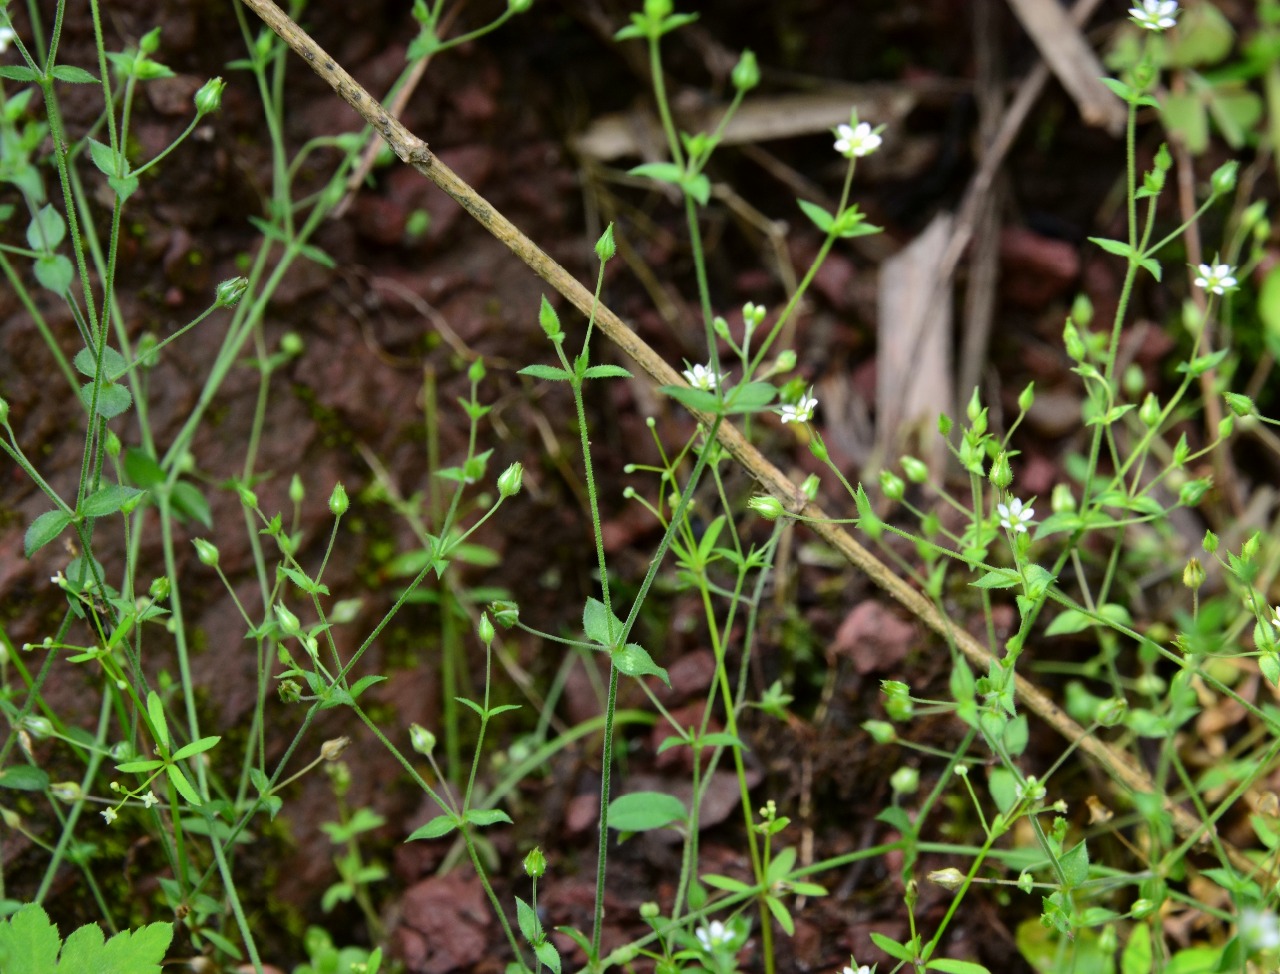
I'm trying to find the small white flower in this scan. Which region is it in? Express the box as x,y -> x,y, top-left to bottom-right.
1239,907 -> 1280,951
50,571 -> 65,588
0,26 -> 16,54
1129,0 -> 1179,31
682,363 -> 724,392
1272,605 -> 1280,631
779,390 -> 818,424
840,966 -> 873,974
997,497 -> 1034,534
695,920 -> 731,951
834,121 -> 882,159
1193,262 -> 1237,295
141,791 -> 160,809
101,806 -> 118,825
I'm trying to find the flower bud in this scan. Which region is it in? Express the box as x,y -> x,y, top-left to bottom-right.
478,612 -> 495,647
320,736 -> 350,762
1017,382 -> 1035,413
289,474 -> 305,506
1183,558 -> 1205,591
747,495 -> 784,520
278,679 -> 301,703
280,332 -> 304,357
937,412 -> 953,437
1178,478 -> 1210,507
468,357 -> 487,383
890,765 -> 919,795
1063,320 -> 1085,362
801,474 -> 820,500
523,846 -> 547,878
712,315 -> 731,341
1131,898 -> 1156,919
774,349 -> 796,373
508,0 -> 534,11
194,76 -> 225,115
1097,697 -> 1127,727
1139,393 -> 1161,428
1122,364 -> 1145,399
410,723 -> 436,756
192,537 -> 219,568
731,49 -> 759,91
490,600 -> 520,627
50,781 -> 82,802
1203,530 -> 1219,554
1224,392 -> 1255,418
328,482 -> 349,517
497,462 -> 524,498
1243,531 -> 1261,562
215,276 -> 248,307
537,295 -> 562,341
1210,160 -> 1238,196
639,902 -> 661,921
22,715 -> 53,739
105,429 -> 121,457
644,0 -> 673,20
149,576 -> 170,601
988,452 -> 1012,491
879,469 -> 905,501
595,223 -> 616,262
862,720 -> 896,744
274,603 -> 301,635
928,867 -> 965,891
0,397 -> 8,426
900,456 -> 928,483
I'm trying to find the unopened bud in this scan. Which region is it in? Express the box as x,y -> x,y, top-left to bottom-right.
0,397 -> 9,426
320,736 -> 350,762
468,357 -> 487,383
1139,393 -> 1161,428
988,452 -> 1012,491
747,495 -> 784,520
410,723 -> 436,756
1210,160 -> 1239,196
862,720 -> 896,744
731,49 -> 759,91
497,462 -> 523,498
328,482 -> 349,517
22,715 -> 53,739
890,766 -> 919,795
900,456 -> 928,483
880,469 -> 905,501
478,612 -> 495,647
50,781 -> 82,802
1224,392 -> 1255,418
928,867 -> 965,891
274,603 -> 301,635
215,276 -> 248,308
194,76 -> 225,115
280,333 -> 304,357
507,0 -> 533,11
774,349 -> 796,373
595,223 -> 616,262
192,537 -> 219,568
490,600 -> 520,628
523,846 -> 547,878
289,474 -> 305,506
1183,557 -> 1205,590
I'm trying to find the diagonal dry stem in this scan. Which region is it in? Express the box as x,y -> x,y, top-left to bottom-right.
237,0 -> 1254,875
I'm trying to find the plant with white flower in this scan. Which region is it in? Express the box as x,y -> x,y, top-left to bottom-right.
101,806 -> 118,825
1193,262 -> 1237,295
682,362 -> 724,391
695,919 -> 732,951
1273,605 -> 1280,631
0,26 -> 16,54
1129,0 -> 1178,31
779,389 -> 818,424
141,791 -> 160,809
834,116 -> 883,159
841,964 -> 874,974
997,497 -> 1034,534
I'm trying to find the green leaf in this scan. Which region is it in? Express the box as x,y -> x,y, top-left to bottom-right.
348,674 -> 387,701
533,939 -> 561,974
78,381 -> 133,419
685,173 -> 710,206
34,254 -> 74,294
606,791 -> 686,831
87,138 -> 123,177
611,642 -> 670,686
516,895 -> 539,943
987,766 -> 1019,814
171,735 -> 221,762
0,903 -> 62,972
166,765 -> 202,806
797,198 -> 835,233
1121,924 -> 1152,974
124,448 -> 166,489
764,895 -> 794,936
81,485 -> 145,517
27,204 -> 66,251
701,874 -> 753,893
583,597 -> 622,646
50,65 -> 99,84
1045,609 -> 1094,636
73,345 -> 129,381
518,364 -> 574,382
660,384 -> 721,413
970,569 -> 1020,589
1059,838 -> 1090,888
24,510 -> 73,557
405,815 -> 459,841
724,381 -> 777,413
1178,347 -> 1230,377
169,481 -> 212,528
114,759 -> 165,773
870,931 -> 916,963
462,808 -> 513,828
0,765 -> 50,791
927,961 -> 992,974
580,365 -> 633,380
147,692 -> 169,750
628,162 -> 684,186
0,65 -> 41,82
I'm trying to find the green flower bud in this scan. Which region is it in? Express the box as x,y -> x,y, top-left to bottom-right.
194,76 -> 225,115
410,723 -> 436,756
497,462 -> 524,498
490,600 -> 520,627
1243,531 -> 1261,562
988,452 -> 1012,491
595,223 -> 616,262
104,429 -> 121,457
1224,391 -> 1255,418
1210,160 -> 1238,196
862,719 -> 896,744
1121,364 -> 1144,399
774,349 -> 796,373
23,715 -> 53,739
900,456 -> 929,483
320,736 -> 350,762
1178,478 -> 1210,507
1063,320 -> 1085,362
50,781 -> 83,802
937,412 -> 953,437
747,495 -> 784,520
743,302 -> 766,328
1130,898 -> 1156,919
523,846 -> 547,878
477,612 -> 495,647
965,387 -> 983,424
712,315 -> 731,341
192,538 -> 220,567
468,357 -> 487,383
274,603 -> 301,635
280,332 -> 304,357
148,576 -> 170,602
644,0 -> 673,20
289,474 -> 305,505
808,431 -> 829,462
1017,872 -> 1034,895
0,397 -> 10,426
215,276 -> 248,307
1097,697 -> 1127,727
1017,382 -> 1035,413
801,474 -> 820,500
1202,530 -> 1219,554
1139,392 -> 1161,428
1218,414 -> 1234,440
890,765 -> 919,795
278,679 -> 301,703
880,469 -> 905,501
328,482 -> 349,517
884,692 -> 914,722
731,49 -> 759,91
508,0 -> 534,11
537,295 -> 563,342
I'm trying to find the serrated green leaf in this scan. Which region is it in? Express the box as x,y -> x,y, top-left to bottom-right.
971,569 -> 1020,589
580,365 -> 633,380
534,939 -> 561,974
0,902 -> 61,972
24,510 -> 73,557
124,448 -> 166,488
